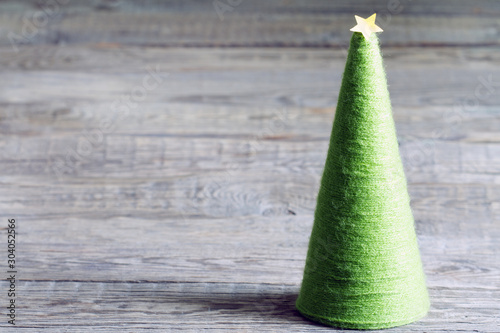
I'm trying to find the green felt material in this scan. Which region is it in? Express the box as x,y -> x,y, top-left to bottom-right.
295,32 -> 430,330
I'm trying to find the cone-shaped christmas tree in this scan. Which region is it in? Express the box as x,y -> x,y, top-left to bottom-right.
296,15 -> 429,329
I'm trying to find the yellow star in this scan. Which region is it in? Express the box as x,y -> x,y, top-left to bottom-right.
350,14 -> 383,39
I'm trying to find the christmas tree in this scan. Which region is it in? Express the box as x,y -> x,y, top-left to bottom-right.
295,14 -> 430,329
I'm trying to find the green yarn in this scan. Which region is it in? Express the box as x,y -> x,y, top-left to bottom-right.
296,32 -> 430,330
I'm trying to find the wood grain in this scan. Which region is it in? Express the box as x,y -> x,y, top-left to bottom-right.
0,0 -> 500,48
0,2 -> 499,332
0,281 -> 496,332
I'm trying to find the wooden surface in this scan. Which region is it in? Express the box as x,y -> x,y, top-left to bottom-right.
0,1 -> 499,331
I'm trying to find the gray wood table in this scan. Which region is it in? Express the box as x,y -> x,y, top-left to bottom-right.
0,1 -> 499,332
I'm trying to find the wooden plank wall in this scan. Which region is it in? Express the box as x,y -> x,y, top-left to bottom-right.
0,0 -> 499,331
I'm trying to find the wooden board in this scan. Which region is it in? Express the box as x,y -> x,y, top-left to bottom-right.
0,0 -> 500,48
0,1 -> 499,332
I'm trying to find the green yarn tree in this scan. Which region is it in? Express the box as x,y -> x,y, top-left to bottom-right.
296,15 -> 429,330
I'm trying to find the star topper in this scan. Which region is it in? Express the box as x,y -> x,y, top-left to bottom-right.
350,14 -> 383,39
